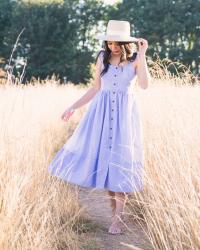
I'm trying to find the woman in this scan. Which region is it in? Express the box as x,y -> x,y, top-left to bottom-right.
48,20 -> 151,235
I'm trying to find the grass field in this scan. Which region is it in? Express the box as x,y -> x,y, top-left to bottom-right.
0,63 -> 199,249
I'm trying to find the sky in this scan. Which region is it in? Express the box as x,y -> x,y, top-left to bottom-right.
102,0 -> 122,5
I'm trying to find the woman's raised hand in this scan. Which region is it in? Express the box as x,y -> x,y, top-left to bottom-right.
137,38 -> 148,55
61,107 -> 75,122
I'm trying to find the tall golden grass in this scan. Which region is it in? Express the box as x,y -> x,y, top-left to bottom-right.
0,58 -> 199,249
127,59 -> 200,249
0,79 -> 90,249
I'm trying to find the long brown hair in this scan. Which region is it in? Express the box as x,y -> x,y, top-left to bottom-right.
95,41 -> 138,77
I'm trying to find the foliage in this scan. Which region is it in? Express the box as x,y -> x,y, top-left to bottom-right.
0,0 -> 199,83
0,0 -> 106,83
113,0 -> 200,75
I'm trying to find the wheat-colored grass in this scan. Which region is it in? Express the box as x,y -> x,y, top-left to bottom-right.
0,60 -> 199,249
0,80 -> 89,249
127,61 -> 200,250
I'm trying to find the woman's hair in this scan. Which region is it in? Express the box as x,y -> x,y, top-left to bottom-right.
95,41 -> 138,77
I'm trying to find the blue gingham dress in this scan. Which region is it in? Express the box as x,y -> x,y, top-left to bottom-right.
48,51 -> 144,193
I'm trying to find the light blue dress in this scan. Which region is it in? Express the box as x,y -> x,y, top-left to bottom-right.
48,51 -> 144,193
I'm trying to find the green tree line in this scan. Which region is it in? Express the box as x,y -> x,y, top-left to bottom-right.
0,0 -> 199,84
113,0 -> 200,75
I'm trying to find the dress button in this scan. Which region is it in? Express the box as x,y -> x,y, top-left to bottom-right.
113,91 -> 115,94
111,118 -> 113,120
112,100 -> 115,103
110,127 -> 112,130
109,146 -> 112,149
112,109 -> 114,111
114,83 -> 116,85
114,74 -> 117,77
109,137 -> 112,139
115,67 -> 118,69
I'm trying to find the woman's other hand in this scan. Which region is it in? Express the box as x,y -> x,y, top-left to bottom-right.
61,107 -> 75,122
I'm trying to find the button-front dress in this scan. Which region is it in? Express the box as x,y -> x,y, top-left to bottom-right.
48,50 -> 144,193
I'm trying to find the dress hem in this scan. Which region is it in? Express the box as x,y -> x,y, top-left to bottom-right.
48,171 -> 144,194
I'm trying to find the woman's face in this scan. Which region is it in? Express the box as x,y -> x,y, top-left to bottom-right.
107,41 -> 122,55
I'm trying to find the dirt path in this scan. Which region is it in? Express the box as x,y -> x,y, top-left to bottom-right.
78,187 -> 153,250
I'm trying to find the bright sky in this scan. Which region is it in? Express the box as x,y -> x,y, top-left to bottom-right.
103,0 -> 122,5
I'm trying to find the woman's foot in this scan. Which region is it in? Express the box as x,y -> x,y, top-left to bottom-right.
108,191 -> 127,234
108,215 -> 123,235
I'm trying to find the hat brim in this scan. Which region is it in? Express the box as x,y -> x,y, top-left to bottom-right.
95,34 -> 138,42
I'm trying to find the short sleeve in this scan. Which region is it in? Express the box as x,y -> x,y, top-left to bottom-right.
96,50 -> 104,71
129,52 -> 138,75
99,50 -> 104,63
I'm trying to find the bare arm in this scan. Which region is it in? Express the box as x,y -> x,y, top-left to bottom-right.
135,38 -> 151,89
61,53 -> 102,121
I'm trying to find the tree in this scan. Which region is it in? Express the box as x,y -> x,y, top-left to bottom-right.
114,0 -> 200,75
2,0 -> 107,83
0,0 -> 14,64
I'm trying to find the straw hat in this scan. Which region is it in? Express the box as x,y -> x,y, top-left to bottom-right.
95,20 -> 138,42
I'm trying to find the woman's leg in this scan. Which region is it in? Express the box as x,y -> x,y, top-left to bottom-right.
108,192 -> 127,234
107,190 -> 116,216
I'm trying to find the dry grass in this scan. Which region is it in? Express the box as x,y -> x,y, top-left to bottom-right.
0,59 -> 199,249
127,61 -> 200,249
0,80 -> 91,249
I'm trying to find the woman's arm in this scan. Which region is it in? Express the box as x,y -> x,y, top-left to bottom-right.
135,38 -> 151,89
61,53 -> 102,121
